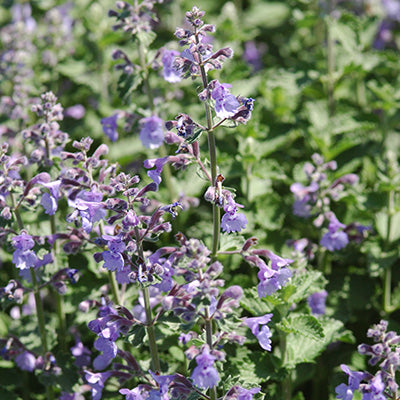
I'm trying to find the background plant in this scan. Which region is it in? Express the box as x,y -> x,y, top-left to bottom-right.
0,1 -> 399,400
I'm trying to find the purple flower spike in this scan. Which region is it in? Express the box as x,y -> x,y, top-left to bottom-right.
191,346 -> 220,389
139,116 -> 164,149
162,49 -> 182,83
320,213 -> 349,252
101,114 -> 119,142
244,313 -> 273,351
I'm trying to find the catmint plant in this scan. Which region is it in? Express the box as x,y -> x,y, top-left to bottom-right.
336,320 -> 400,400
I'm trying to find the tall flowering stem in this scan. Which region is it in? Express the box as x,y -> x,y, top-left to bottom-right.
99,221 -> 121,305
197,35 -> 221,259
11,193 -> 54,400
134,226 -> 161,372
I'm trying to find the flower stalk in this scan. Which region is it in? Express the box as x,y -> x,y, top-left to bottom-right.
135,226 -> 161,372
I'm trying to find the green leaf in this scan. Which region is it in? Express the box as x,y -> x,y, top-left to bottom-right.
137,30 -> 157,47
277,315 -> 324,341
244,2 -> 290,28
283,317 -> 349,368
375,211 -> 400,242
185,127 -> 203,144
117,72 -> 143,101
282,270 -> 327,304
127,325 -> 146,346
241,288 -> 283,315
219,234 -> 245,252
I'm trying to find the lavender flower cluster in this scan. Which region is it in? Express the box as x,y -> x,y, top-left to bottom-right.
290,153 -> 368,254
336,320 -> 400,400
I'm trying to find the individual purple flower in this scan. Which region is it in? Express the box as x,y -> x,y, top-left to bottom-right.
67,190 -> 106,233
161,49 -> 182,83
373,20 -> 394,49
307,290 -> 328,315
144,157 -> 168,186
341,364 -> 367,390
15,351 -> 36,372
71,338 -> 91,368
320,213 -> 349,251
383,0 -> 400,21
120,387 -> 149,400
243,41 -> 264,71
244,313 -> 273,351
12,233 -> 38,270
84,371 -> 112,400
221,211 -> 247,233
237,386 -> 261,400
191,345 -> 220,389
335,383 -> 354,400
101,235 -> 126,272
93,337 -> 118,370
139,116 -> 164,149
64,104 -> 85,120
148,371 -> 176,399
290,181 -> 319,218
101,114 -> 119,142
221,196 -> 247,233
210,80 -> 240,119
256,264 -> 292,297
41,192 -> 58,215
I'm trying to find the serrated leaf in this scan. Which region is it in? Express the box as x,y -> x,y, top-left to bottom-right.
219,234 -> 245,252
283,317 -> 348,368
282,270 -> 327,304
137,30 -> 157,47
127,325 -> 146,346
241,288 -> 283,315
277,315 -> 324,340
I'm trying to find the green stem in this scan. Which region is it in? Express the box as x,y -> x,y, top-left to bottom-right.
50,215 -> 67,351
135,227 -> 161,372
197,42 -> 221,258
207,131 -> 221,259
204,309 -> 217,400
99,222 -> 121,304
108,270 -> 121,305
